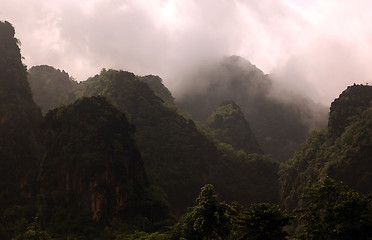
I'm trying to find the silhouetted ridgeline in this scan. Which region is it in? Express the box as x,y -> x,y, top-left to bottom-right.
0,21 -> 42,239
177,56 -> 328,162
29,67 -> 280,215
28,65 -> 81,115
2,20 -> 372,239
39,96 -> 170,237
204,100 -> 262,154
280,84 -> 372,210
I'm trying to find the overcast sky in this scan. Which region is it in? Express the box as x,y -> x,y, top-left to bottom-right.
1,0 -> 372,104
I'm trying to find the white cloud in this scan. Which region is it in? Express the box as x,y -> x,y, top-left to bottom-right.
1,0 -> 372,104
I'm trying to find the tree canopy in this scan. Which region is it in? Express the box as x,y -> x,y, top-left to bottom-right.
297,177 -> 372,240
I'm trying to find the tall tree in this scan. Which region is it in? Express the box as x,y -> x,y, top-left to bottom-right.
233,203 -> 292,240
173,184 -> 231,240
297,177 -> 372,240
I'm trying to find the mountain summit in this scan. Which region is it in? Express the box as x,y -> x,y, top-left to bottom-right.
177,55 -> 328,161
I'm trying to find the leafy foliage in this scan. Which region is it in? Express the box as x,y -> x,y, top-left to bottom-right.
172,184 -> 232,240
171,184 -> 291,240
204,100 -> 262,154
280,85 -> 372,211
137,75 -> 175,105
211,149 -> 280,205
328,84 -> 372,136
28,65 -> 81,115
14,218 -> 54,240
297,177 -> 372,240
233,203 -> 292,240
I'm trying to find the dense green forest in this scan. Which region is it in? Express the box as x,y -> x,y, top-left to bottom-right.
203,101 -> 262,154
280,84 -> 372,211
0,21 -> 43,239
28,64 -> 280,215
28,65 -> 81,115
1,20 -> 372,239
176,56 -> 328,162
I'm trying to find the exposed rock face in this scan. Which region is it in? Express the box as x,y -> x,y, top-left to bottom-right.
40,96 -> 146,224
80,70 -> 222,213
0,21 -> 43,240
0,21 -> 42,228
28,66 -> 283,214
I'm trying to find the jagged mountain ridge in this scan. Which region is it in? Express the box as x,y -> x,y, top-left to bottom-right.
28,56 -> 328,163
79,70 -> 281,208
204,100 -> 262,154
79,70 -> 224,213
0,22 -> 170,239
28,66 -> 281,214
0,21 -> 43,239
328,84 -> 372,136
2,19 -> 372,240
138,74 -> 175,105
176,55 -> 328,162
279,84 -> 372,210
28,65 -> 80,115
39,96 -> 170,237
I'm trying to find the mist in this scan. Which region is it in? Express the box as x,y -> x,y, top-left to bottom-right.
1,0 -> 372,105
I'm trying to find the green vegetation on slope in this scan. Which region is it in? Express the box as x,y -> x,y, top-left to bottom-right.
80,69 -> 284,213
280,84 -> 372,211
40,96 -> 170,238
170,184 -> 291,240
79,70 -> 223,213
137,75 -> 175,105
2,20 -> 372,240
297,177 -> 372,240
177,55 -> 328,162
328,84 -> 372,136
28,65 -> 81,115
204,100 -> 262,154
28,65 -> 282,215
0,21 -> 42,239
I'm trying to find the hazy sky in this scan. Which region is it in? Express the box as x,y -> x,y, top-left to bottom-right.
1,0 -> 372,104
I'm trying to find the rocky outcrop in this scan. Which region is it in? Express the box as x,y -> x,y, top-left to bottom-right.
40,96 -> 147,224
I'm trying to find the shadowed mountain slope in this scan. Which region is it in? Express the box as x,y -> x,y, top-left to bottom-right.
177,56 -> 328,161
0,21 -> 43,239
280,84 -> 372,210
204,100 -> 262,154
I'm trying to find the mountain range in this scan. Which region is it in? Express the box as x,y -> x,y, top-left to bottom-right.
1,20 -> 372,239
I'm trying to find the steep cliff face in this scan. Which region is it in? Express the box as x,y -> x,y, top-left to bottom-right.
0,21 -> 42,167
29,67 -> 283,214
80,70 -> 222,213
328,84 -> 372,136
280,85 -> 372,210
0,21 -> 42,238
40,97 -> 149,231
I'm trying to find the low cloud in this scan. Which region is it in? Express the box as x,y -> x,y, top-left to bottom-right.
1,0 -> 372,104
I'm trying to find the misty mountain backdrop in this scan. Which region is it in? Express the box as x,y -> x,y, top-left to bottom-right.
1,20 -> 372,239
